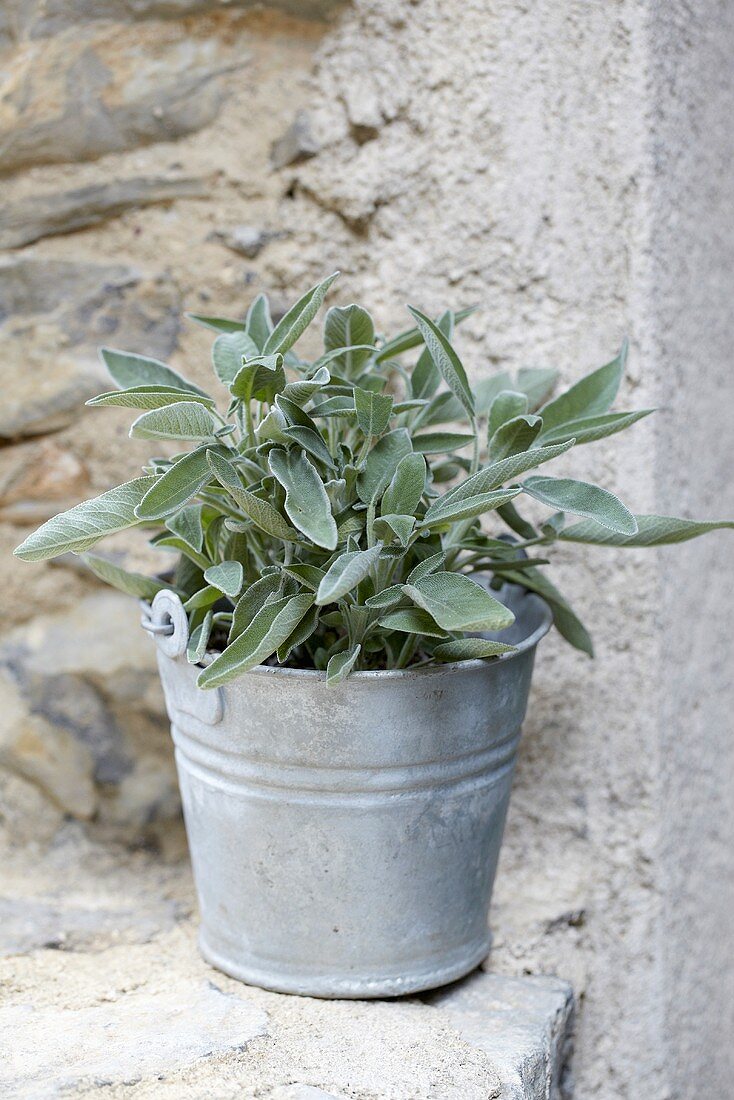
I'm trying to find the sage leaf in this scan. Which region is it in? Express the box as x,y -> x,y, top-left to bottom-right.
487,391 -> 529,438
487,415 -> 542,461
404,572 -> 515,632
326,643 -> 361,685
374,305 -> 477,363
282,425 -> 336,470
377,607 -> 448,637
207,451 -> 299,541
246,293 -> 273,350
268,448 -> 338,550
372,514 -> 415,546
14,476 -> 156,561
436,438 -> 576,509
364,585 -> 404,609
204,560 -> 244,598
558,514 -> 734,547
130,401 -> 219,441
187,313 -> 245,334
277,603 -> 320,663
230,355 -> 286,403
538,340 -> 628,432
412,431 -> 475,454
422,487 -> 522,528
230,573 -> 282,641
406,551 -> 445,584
87,387 -> 216,411
281,365 -> 331,404
100,347 -> 209,396
198,594 -> 314,688
212,331 -> 259,385
381,453 -> 426,517
356,428 -> 412,504
264,272 -> 339,356
187,610 -> 213,664
432,638 -> 517,661
538,408 -> 655,447
135,449 -> 213,521
522,476 -> 638,535
354,387 -> 394,437
80,553 -> 169,600
166,504 -> 204,554
515,367 -> 558,411
316,544 -> 382,605
183,585 -> 220,611
407,306 -> 475,419
282,563 -> 326,591
412,310 -> 453,400
503,567 -> 594,657
473,373 -> 514,415
324,304 -> 375,376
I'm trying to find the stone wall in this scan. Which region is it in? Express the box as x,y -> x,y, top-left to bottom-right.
1,2 -> 732,1097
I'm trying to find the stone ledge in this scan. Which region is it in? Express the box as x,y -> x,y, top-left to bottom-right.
0,820 -> 573,1098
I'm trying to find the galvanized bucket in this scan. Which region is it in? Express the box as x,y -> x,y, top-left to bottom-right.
143,582 -> 551,999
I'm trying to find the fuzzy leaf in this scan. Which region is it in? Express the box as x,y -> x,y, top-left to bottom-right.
135,450 -> 212,521
15,477 -> 156,561
130,401 -> 219,441
364,585 -> 404,609
522,476 -> 637,535
87,387 -> 215,411
207,452 -> 299,541
264,272 -> 339,356
187,314 -> 245,334
538,408 -> 654,447
404,572 -> 515,632
323,305 -> 375,376
487,391 -> 529,438
326,643 -> 362,685
406,551 -> 445,584
204,560 -> 244,598
183,585 -> 220,611
354,387 -> 393,437
411,310 -> 453,400
268,448 -> 338,550
80,553 -> 168,600
472,373 -> 514,416
198,594 -> 314,687
421,487 -> 522,528
432,638 -> 517,661
316,544 -> 382,605
356,428 -> 412,504
487,415 -> 542,461
230,574 -> 282,641
283,425 -> 336,470
282,563 -> 326,591
187,610 -> 213,664
538,341 -> 628,432
407,306 -> 475,419
100,348 -> 208,396
246,293 -> 273,350
558,514 -> 734,547
515,367 -> 558,411
381,453 -> 426,517
281,366 -> 331,405
377,607 -> 448,637
230,355 -> 286,403
212,331 -> 259,385
374,305 -> 477,363
166,504 -> 204,554
436,439 -> 576,509
503,567 -> 593,657
372,514 -> 415,546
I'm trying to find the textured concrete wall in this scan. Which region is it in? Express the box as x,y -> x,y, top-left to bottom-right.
1,2 -> 732,1097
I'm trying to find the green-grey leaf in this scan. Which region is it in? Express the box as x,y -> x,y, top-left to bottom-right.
282,425 -> 336,470
406,551 -> 445,584
187,610 -> 213,664
422,487 -> 522,528
212,331 -> 260,385
411,310 -> 453,400
503,567 -> 593,657
264,272 -> 339,356
487,415 -> 542,461
412,431 -> 475,454
204,560 -> 244,598
407,306 -> 475,419
404,572 -> 515,632
129,401 -> 219,441
538,340 -> 628,432
281,366 -> 331,405
374,305 -> 477,364
326,643 -> 362,685
473,373 -> 514,416
487,391 -> 529,438
230,573 -> 282,641
246,293 -> 273,350
436,439 -> 576,509
14,476 -> 157,561
100,347 -> 207,396
316,544 -> 382,605
166,503 -> 204,554
377,607 -> 448,637
282,563 -> 326,591
207,451 -> 299,541
183,585 -> 220,611
356,428 -> 412,504
187,313 -> 245,334
354,387 -> 393,437
135,449 -> 212,521
198,593 -> 314,687
515,367 -> 558,411
268,448 -> 338,550
558,514 -> 734,547
87,386 -> 215,411
80,553 -> 167,600
324,304 -> 375,376
381,452 -> 426,517
538,408 -> 655,447
432,638 -> 517,662
372,514 -> 415,546
230,355 -> 286,403
522,475 -> 638,535
364,584 -> 404,609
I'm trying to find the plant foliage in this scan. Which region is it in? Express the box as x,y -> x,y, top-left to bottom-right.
15,274 -> 733,686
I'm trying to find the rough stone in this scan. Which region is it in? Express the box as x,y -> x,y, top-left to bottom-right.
0,255 -> 179,438
0,439 -> 90,526
271,110 -> 320,169
0,176 -> 208,249
0,22 -> 245,175
213,223 -> 277,259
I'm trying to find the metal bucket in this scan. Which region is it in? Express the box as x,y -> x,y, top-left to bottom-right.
145,583 -> 551,999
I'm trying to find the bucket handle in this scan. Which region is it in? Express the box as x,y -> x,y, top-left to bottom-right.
141,590 -> 189,660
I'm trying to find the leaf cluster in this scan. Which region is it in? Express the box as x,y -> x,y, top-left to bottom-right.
15,274 -> 733,687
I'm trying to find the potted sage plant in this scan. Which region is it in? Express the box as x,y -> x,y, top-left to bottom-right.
15,273 -> 732,998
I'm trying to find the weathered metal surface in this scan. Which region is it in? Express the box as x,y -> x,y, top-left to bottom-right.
146,584 -> 551,998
